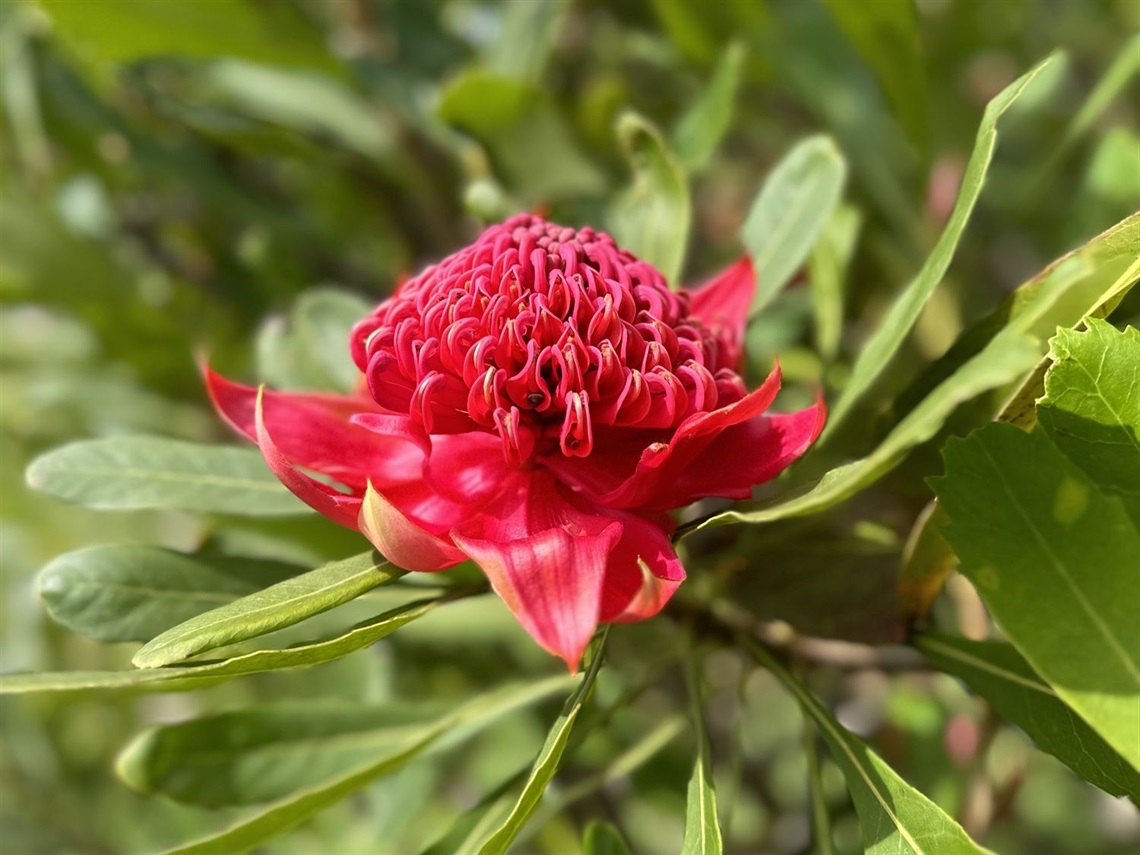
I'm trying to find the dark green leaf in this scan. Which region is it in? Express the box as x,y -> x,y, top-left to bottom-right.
609,113 -> 691,287
583,822 -> 633,855
933,423 -> 1140,769
741,135 -> 847,315
917,634 -> 1140,799
820,0 -> 928,155
38,545 -> 296,643
25,436 -> 305,516
133,552 -> 404,668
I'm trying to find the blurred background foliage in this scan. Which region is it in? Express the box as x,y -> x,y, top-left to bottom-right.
0,0 -> 1137,853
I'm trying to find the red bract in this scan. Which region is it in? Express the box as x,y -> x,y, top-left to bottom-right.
206,215 -> 825,669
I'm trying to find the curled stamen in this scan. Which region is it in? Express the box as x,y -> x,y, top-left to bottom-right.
560,391 -> 593,457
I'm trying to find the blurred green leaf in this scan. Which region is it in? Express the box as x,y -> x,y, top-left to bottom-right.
133,552 -> 403,668
0,597 -> 446,695
436,69 -> 534,136
808,203 -> 862,363
933,423 -> 1140,770
682,648 -> 723,855
609,112 -> 691,287
819,0 -> 927,156
741,135 -> 847,315
824,54 -> 1061,437
686,332 -> 1039,533
256,288 -> 371,392
745,638 -> 993,855
25,436 -> 306,515
490,0 -> 571,83
1037,320 -> 1140,525
475,629 -> 608,855
36,0 -> 339,72
38,545 -> 297,643
118,675 -> 572,809
672,42 -> 746,173
917,634 -> 1140,800
1052,32 -> 1140,164
583,822 -> 633,855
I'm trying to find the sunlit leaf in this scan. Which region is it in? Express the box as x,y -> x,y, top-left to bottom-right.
824,54 -> 1061,437
0,597 -> 448,695
917,634 -> 1140,799
808,203 -> 862,363
682,647 -> 723,855
933,423 -> 1140,769
132,552 -> 404,668
25,436 -> 305,516
741,135 -> 847,316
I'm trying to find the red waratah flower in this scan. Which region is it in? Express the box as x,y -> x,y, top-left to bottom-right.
205,215 -> 825,669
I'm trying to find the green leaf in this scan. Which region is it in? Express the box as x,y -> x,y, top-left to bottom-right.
682,647 -> 723,855
118,675 -> 573,808
824,53 -> 1061,438
803,720 -> 835,855
153,678 -> 570,855
133,552 -> 404,669
933,422 -> 1140,770
489,0 -> 570,82
475,629 -> 609,855
684,333 -> 1040,533
820,0 -> 928,155
37,545 -> 297,643
672,42 -> 747,173
1037,320 -> 1140,525
437,70 -> 535,137
292,289 -> 373,393
609,113 -> 691,287
1051,32 -> 1140,165
0,597 -> 445,695
916,634 -> 1140,800
583,822 -> 633,855
741,135 -> 847,316
808,203 -> 862,363
25,436 -> 305,516
35,0 -> 339,73
745,638 -> 993,855
905,212 -> 1140,426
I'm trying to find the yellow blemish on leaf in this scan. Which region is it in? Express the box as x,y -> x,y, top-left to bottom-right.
1052,477 -> 1089,526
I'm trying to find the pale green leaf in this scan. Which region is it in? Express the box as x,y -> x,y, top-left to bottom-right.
917,634 -> 1140,799
824,54 -> 1061,437
25,436 -> 305,516
476,629 -> 609,855
808,204 -> 862,363
741,135 -> 847,315
0,597 -> 446,695
745,639 -> 993,855
133,552 -> 404,668
292,289 -> 373,393
38,545 -> 296,643
490,0 -> 570,82
672,42 -> 747,173
1037,319 -> 1140,524
933,423 -> 1140,770
609,113 -> 691,287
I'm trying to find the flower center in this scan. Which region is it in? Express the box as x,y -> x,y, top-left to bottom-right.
351,215 -> 746,463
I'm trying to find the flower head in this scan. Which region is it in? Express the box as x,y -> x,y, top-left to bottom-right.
207,214 -> 824,669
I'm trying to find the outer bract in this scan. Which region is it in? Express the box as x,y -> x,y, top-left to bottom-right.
207,215 -> 824,669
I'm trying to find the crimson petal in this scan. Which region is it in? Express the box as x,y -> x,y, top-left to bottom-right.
452,471 -> 622,670
688,256 -> 754,365
600,513 -> 686,622
359,482 -> 467,572
253,387 -> 362,529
